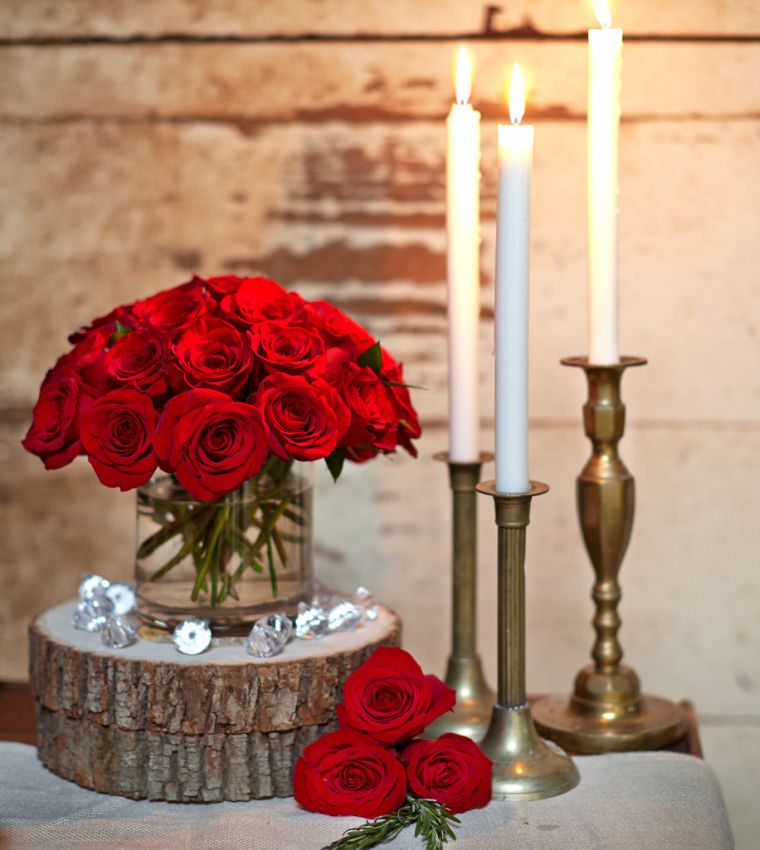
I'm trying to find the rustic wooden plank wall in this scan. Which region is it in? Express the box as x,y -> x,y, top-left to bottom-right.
1,1 -> 758,840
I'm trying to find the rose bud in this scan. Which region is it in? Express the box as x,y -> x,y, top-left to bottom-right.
337,647 -> 455,746
220,276 -> 305,326
104,329 -> 168,397
402,734 -> 492,814
294,729 -> 407,818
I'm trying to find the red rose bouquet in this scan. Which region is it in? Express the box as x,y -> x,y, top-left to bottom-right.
294,647 -> 492,850
23,276 -> 421,606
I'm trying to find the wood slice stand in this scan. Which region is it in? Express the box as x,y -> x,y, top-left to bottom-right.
29,601 -> 401,802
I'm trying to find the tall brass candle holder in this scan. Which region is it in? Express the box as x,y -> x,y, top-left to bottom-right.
424,452 -> 495,742
476,480 -> 579,800
532,357 -> 688,753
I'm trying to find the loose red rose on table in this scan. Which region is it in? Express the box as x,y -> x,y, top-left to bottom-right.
337,647 -> 456,746
256,373 -> 350,462
79,388 -> 157,490
153,388 -> 268,501
402,733 -> 492,814
22,367 -> 85,470
170,316 -> 253,397
293,728 -> 407,818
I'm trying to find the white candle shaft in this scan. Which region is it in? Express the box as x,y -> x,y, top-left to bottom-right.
587,27 -> 622,364
446,103 -> 481,462
494,124 -> 533,494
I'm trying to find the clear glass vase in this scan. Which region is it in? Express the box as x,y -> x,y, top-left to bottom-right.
135,461 -> 313,631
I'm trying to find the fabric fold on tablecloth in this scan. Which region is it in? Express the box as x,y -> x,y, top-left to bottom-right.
0,742 -> 733,850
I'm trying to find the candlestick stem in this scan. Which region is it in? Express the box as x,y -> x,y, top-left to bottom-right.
532,356 -> 688,752
424,453 -> 494,742
476,480 -> 579,800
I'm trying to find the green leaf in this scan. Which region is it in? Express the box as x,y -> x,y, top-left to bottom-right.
325,448 -> 345,482
357,341 -> 382,374
383,380 -> 426,391
109,320 -> 131,346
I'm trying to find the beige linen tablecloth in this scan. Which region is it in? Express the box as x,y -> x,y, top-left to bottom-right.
0,742 -> 733,850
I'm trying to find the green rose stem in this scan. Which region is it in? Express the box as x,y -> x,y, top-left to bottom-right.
143,459 -> 308,606
321,796 -> 460,850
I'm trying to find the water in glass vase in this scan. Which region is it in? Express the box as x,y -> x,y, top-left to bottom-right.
135,461 -> 313,631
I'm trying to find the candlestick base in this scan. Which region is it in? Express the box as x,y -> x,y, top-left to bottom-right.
532,683 -> 688,754
423,655 -> 494,742
480,705 -> 580,801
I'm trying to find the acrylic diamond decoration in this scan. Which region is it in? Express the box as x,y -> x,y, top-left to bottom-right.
79,574 -> 111,602
105,583 -> 136,616
295,602 -> 328,640
327,601 -> 361,632
353,586 -> 379,622
100,614 -> 137,649
173,619 -> 212,655
246,621 -> 287,658
263,613 -> 294,642
71,596 -> 114,632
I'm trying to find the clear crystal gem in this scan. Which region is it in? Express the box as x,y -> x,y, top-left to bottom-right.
353,586 -> 379,622
295,602 -> 328,640
79,574 -> 111,602
105,583 -> 136,616
263,613 -> 294,642
173,619 -> 212,655
71,596 -> 114,632
246,621 -> 287,658
100,614 -> 137,649
327,601 -> 361,632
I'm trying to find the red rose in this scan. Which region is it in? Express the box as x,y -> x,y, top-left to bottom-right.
22,367 -> 85,470
256,374 -> 349,462
79,388 -> 157,490
402,734 -> 492,814
380,358 -> 421,458
337,647 -> 455,746
220,276 -> 305,326
205,274 -> 244,298
58,326 -> 112,394
293,728 -> 407,818
154,389 -> 268,500
132,280 -> 212,334
104,330 -> 168,396
336,362 -> 398,457
171,316 -> 253,397
308,300 -> 375,355
249,320 -> 325,377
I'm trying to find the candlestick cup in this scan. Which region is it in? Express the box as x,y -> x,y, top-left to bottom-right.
532,357 -> 688,752
476,480 -> 579,800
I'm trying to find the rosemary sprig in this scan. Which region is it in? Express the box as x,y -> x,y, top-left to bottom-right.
321,796 -> 460,850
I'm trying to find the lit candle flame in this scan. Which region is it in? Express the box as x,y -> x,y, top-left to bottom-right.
592,0 -> 612,28
509,63 -> 525,125
455,46 -> 472,105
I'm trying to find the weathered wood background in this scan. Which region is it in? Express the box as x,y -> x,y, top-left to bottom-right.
1,0 -> 758,840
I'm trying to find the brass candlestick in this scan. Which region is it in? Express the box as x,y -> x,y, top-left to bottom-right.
476,480 -> 579,800
424,452 -> 495,742
532,357 -> 688,753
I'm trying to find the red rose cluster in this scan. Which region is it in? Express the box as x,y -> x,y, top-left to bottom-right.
294,647 -> 492,818
22,276 -> 421,499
